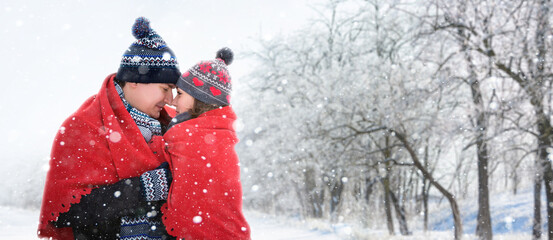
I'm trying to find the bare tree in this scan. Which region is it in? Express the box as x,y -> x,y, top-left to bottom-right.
236,1 -> 549,239
423,1 -> 553,239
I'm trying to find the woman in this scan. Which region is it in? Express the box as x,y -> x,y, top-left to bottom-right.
161,48 -> 251,240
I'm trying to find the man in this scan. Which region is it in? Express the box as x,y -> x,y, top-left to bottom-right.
38,17 -> 179,240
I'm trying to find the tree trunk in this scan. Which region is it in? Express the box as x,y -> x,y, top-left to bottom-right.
533,168 -> 542,240
383,177 -> 395,235
512,170 -> 518,195
390,190 -> 411,235
329,178 -> 344,214
534,1 -> 553,239
365,178 -> 375,203
474,108 -> 493,240
536,112 -> 553,239
304,168 -> 324,218
326,174 -> 344,222
464,46 -> 492,240
423,181 -> 430,232
383,135 -> 395,235
422,142 -> 430,232
392,130 -> 463,240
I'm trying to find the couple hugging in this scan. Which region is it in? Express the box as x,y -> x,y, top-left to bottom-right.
38,17 -> 250,240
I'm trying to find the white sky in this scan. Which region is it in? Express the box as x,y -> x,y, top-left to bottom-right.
0,0 -> 321,162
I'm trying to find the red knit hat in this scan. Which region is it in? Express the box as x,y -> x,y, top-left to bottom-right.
176,48 -> 233,106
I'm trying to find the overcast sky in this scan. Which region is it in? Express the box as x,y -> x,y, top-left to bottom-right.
0,0 -> 322,164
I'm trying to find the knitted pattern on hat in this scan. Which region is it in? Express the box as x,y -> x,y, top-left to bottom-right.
115,81 -> 162,142
116,17 -> 181,84
176,47 -> 234,106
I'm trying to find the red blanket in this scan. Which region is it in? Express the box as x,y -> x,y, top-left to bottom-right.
162,106 -> 251,240
38,74 -> 172,239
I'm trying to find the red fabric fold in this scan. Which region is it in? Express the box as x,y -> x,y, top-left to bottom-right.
162,106 -> 251,240
38,74 -> 172,239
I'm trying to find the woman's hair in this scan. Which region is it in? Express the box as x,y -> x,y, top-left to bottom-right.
188,99 -> 227,119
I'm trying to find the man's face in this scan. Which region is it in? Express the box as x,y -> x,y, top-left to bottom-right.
123,83 -> 174,119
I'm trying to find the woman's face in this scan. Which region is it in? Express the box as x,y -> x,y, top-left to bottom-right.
172,88 -> 195,114
123,83 -> 174,119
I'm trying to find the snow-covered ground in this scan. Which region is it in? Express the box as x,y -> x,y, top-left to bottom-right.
0,206 -> 492,240
0,206 -> 537,240
246,211 -> 343,239
426,187 -> 545,240
0,187 -> 544,240
0,206 -> 344,240
0,206 -> 38,240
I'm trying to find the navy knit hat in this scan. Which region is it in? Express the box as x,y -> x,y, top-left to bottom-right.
176,48 -> 234,106
116,17 -> 181,84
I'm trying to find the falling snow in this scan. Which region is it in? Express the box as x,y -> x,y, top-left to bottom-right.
3,0 -> 552,239
193,216 -> 202,224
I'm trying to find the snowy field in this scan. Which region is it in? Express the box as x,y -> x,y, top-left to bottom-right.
0,205 -> 538,240
0,206 -> 345,240
0,177 -> 544,240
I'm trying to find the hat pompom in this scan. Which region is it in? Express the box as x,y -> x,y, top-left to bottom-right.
132,17 -> 151,39
216,47 -> 234,65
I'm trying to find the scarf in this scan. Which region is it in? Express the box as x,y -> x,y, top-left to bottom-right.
115,81 -> 162,141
